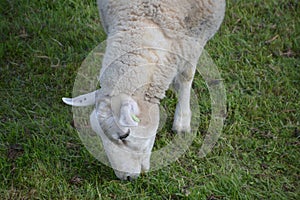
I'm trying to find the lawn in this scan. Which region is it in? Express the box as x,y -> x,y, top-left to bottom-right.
0,0 -> 299,199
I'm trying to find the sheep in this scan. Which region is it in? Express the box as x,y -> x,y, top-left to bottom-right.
63,0 -> 225,180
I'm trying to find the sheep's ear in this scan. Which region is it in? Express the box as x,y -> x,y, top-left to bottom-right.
119,99 -> 140,127
62,91 -> 96,107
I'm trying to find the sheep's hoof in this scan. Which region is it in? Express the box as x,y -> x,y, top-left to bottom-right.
172,124 -> 191,134
172,113 -> 191,133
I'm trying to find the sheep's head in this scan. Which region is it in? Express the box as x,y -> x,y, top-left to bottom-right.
65,91 -> 160,180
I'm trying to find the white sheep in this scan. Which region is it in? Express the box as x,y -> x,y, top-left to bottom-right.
63,0 -> 225,180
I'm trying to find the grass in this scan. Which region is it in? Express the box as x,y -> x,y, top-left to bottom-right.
0,0 -> 299,199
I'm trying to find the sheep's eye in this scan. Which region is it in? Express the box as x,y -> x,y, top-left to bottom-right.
119,129 -> 130,140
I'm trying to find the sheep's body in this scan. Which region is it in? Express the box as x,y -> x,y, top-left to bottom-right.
98,0 -> 225,102
64,0 -> 225,180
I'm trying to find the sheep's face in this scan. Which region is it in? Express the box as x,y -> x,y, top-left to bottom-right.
91,93 -> 159,180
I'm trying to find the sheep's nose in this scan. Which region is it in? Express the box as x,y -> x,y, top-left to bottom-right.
125,174 -> 139,181
114,170 -> 140,181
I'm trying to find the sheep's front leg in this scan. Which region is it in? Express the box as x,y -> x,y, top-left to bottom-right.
172,64 -> 196,133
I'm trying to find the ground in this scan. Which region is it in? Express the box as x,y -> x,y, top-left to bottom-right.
0,0 -> 299,199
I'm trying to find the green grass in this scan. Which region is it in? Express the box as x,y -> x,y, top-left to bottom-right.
0,0 -> 299,199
